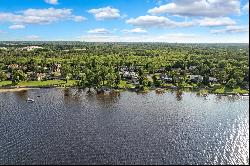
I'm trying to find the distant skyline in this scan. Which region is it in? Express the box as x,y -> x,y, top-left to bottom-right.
0,0 -> 249,43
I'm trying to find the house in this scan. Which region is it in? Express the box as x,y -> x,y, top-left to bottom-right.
209,77 -> 218,83
27,72 -> 34,80
156,67 -> 166,73
51,64 -> 61,73
189,75 -> 204,82
160,73 -> 173,82
131,78 -> 140,85
20,46 -> 43,51
122,71 -> 138,79
8,64 -> 19,70
189,66 -> 198,70
6,72 -> 12,80
172,68 -> 182,71
36,73 -> 47,81
119,66 -> 129,72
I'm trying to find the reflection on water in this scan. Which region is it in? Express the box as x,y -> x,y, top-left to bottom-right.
96,91 -> 121,105
176,90 -> 183,101
0,88 -> 249,165
13,90 -> 28,101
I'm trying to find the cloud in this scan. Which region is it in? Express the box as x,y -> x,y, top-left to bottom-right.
87,28 -> 111,34
148,0 -> 240,17
73,16 -> 86,22
127,15 -> 238,28
9,24 -> 25,29
77,35 -> 120,42
26,35 -> 40,40
196,17 -> 236,27
243,2 -> 249,12
122,28 -> 147,33
211,25 -> 249,33
88,6 -> 121,20
45,0 -> 58,5
126,15 -> 195,28
0,8 -> 86,25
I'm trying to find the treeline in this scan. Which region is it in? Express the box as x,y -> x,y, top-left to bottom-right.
0,42 -> 249,91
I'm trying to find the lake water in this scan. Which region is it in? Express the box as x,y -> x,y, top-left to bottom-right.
0,88 -> 249,165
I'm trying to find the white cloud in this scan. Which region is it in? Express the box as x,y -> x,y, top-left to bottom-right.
126,15 -> 195,28
122,28 -> 147,33
26,35 -> 40,40
77,35 -> 120,42
211,25 -> 249,33
148,0 -> 240,17
73,16 -> 86,22
88,6 -> 121,20
87,28 -> 111,34
0,8 -> 85,25
127,15 -> 237,28
243,2 -> 249,12
45,0 -> 58,5
9,24 -> 25,29
196,17 -> 236,27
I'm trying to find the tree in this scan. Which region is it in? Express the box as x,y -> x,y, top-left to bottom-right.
0,72 -> 7,81
226,78 -> 237,89
61,63 -> 71,83
12,70 -> 27,85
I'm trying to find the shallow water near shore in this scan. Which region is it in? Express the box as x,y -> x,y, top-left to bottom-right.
0,88 -> 249,165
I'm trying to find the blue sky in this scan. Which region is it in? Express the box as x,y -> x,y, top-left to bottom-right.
0,0 -> 249,42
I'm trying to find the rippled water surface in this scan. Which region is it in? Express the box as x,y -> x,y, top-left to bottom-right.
0,88 -> 249,165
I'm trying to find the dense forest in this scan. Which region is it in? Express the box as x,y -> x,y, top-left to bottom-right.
0,42 -> 249,94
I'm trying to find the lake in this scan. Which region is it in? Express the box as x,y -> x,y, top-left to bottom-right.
0,88 -> 249,165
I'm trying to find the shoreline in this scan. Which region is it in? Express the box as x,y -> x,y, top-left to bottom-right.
0,85 -> 249,96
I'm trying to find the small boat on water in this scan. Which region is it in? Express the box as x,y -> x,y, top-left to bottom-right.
27,98 -> 35,103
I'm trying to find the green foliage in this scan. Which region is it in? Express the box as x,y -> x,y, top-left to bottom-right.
0,42 -> 248,92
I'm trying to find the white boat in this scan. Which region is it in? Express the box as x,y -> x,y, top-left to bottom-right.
27,98 -> 35,103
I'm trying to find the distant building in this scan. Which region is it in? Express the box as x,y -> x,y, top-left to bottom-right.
209,77 -> 218,83
8,64 -> 19,70
122,71 -> 138,79
36,73 -> 47,81
20,46 -> 43,51
160,73 -> 173,82
189,66 -> 198,70
156,67 -> 166,73
189,75 -> 204,82
52,64 -> 61,73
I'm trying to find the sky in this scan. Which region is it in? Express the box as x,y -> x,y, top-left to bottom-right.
0,0 -> 249,42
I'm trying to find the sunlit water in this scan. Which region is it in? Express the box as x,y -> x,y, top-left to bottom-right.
0,88 -> 249,165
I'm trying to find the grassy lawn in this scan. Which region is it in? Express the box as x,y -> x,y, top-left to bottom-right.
163,83 -> 174,87
0,81 -> 12,87
0,80 -> 77,87
118,80 -> 135,89
214,86 -> 249,94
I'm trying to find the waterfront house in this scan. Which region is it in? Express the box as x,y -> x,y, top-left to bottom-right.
156,67 -> 166,73
209,77 -> 218,83
189,75 -> 204,82
122,71 -> 138,79
189,66 -> 198,71
6,72 -> 12,80
160,73 -> 173,83
8,64 -> 19,70
52,64 -> 61,73
36,73 -> 47,81
131,78 -> 140,85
